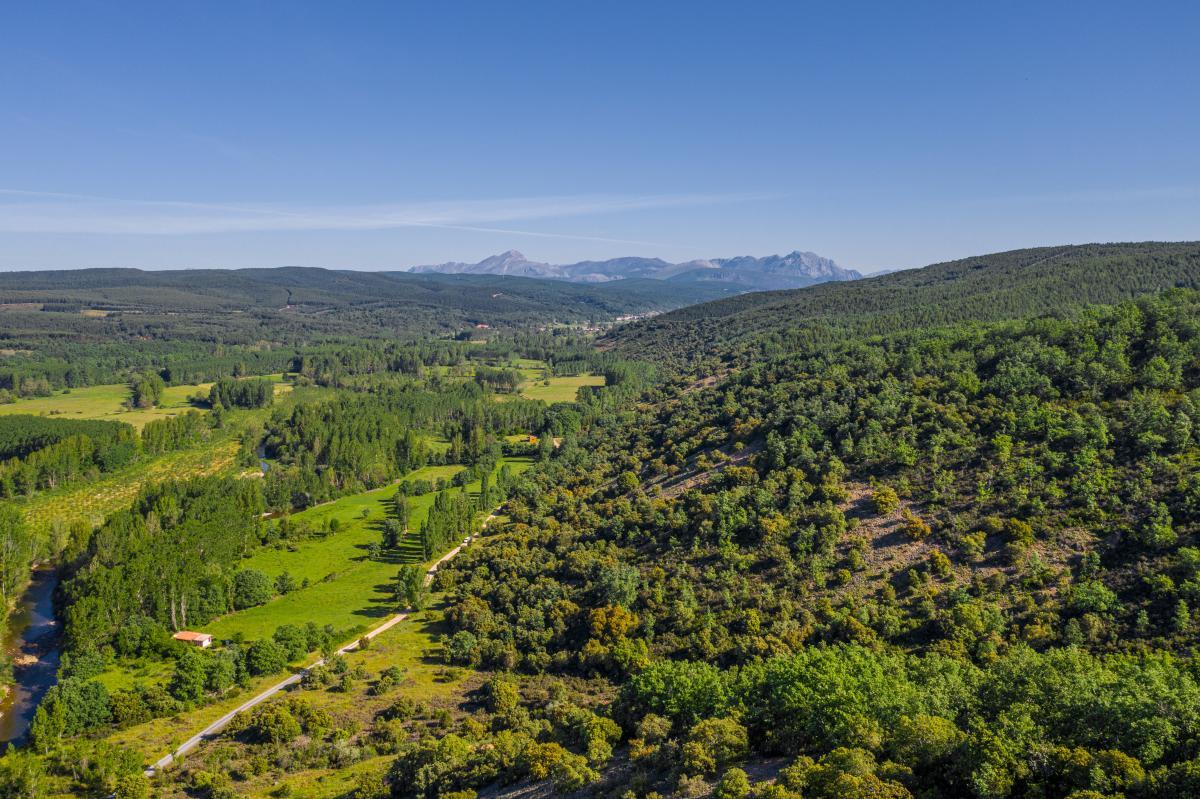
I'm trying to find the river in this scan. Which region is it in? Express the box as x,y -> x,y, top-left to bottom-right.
0,568 -> 61,746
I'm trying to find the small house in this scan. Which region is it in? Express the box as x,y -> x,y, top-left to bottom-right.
173,631 -> 214,648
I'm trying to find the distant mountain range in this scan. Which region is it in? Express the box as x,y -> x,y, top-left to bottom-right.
409,249 -> 861,292
604,241 -> 1200,366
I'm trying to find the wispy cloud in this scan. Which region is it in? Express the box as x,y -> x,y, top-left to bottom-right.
979,185 -> 1200,205
0,190 -> 762,245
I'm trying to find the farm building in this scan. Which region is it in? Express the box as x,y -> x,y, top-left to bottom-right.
173,631 -> 214,648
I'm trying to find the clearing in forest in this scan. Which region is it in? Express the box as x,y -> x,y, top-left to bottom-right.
202,457 -> 531,640
518,373 -> 605,403
0,374 -> 291,429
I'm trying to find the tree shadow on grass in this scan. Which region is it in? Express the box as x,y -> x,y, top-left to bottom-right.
350,602 -> 394,620
350,541 -> 408,564
412,609 -> 451,668
348,580 -> 402,620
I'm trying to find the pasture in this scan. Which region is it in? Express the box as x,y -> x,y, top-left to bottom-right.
518,373 -> 605,403
202,457 -> 530,640
0,374 -> 291,429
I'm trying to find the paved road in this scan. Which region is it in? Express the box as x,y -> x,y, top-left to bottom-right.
145,510 -> 498,776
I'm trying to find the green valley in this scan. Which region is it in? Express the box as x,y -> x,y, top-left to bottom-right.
5,245 -> 1200,799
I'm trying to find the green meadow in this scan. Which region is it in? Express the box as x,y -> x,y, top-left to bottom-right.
93,455 -> 531,745
426,357 -> 603,403
518,373 -> 605,403
202,457 -> 531,640
0,374 -> 291,429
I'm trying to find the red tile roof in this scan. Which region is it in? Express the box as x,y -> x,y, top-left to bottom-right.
172,631 -> 213,642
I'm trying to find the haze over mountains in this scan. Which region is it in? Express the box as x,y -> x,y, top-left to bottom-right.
409,249 -> 861,291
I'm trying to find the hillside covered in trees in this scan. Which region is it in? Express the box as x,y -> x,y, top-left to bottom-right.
0,266 -> 737,318
409,289 -> 1200,799
606,242 -> 1200,369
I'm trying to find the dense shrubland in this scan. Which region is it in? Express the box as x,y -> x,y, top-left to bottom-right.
418,291 -> 1200,798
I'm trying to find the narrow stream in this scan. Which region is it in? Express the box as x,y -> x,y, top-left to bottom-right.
0,568 -> 61,746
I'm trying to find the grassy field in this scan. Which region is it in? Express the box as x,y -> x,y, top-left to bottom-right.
519,373 -> 605,403
428,358 -> 603,404
202,457 -> 531,641
94,657 -> 174,693
0,374 -> 291,429
512,357 -> 548,378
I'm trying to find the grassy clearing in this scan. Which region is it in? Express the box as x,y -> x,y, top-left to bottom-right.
519,373 -> 605,403
228,755 -> 392,799
512,357 -> 548,380
94,657 -> 174,693
430,359 -> 605,404
0,374 -> 291,430
202,458 -> 530,641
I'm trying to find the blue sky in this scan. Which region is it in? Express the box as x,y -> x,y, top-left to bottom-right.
2,1 -> 1198,273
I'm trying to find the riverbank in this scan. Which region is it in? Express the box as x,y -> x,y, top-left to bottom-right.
0,567 -> 61,746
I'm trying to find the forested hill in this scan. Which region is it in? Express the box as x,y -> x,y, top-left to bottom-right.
0,266 -> 734,320
604,241 -> 1200,367
421,288 -> 1200,799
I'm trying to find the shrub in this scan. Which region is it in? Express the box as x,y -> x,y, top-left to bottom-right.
245,639 -> 288,676
233,569 -> 274,610
682,717 -> 749,774
900,509 -> 931,541
871,486 -> 900,515
715,768 -> 750,799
